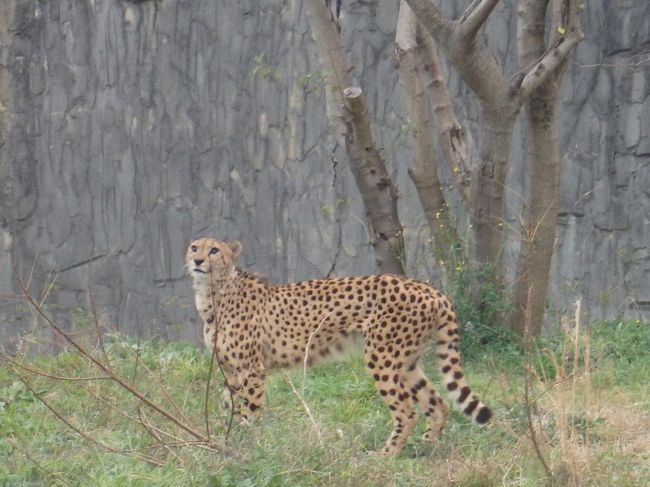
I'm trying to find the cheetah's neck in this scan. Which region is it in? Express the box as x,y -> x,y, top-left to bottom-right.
191,267 -> 240,300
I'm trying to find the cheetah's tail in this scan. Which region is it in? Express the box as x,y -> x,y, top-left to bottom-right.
434,297 -> 492,425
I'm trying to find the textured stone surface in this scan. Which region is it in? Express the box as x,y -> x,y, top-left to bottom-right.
1,0 -> 649,349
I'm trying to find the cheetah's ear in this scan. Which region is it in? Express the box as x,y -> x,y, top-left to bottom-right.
228,241 -> 242,258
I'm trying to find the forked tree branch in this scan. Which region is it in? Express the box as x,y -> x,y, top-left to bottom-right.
515,31 -> 584,100
458,0 -> 501,41
407,0 -> 583,109
405,0 -> 511,108
401,0 -> 455,49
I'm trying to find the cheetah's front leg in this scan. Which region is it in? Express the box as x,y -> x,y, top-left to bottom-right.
222,367 -> 266,423
237,367 -> 266,421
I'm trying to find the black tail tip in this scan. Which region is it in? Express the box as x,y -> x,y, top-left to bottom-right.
476,406 -> 492,424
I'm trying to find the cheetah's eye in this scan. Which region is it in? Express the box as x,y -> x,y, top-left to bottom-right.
210,247 -> 219,255
191,245 -> 197,252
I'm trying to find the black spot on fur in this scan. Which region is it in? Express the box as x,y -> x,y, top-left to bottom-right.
457,386 -> 470,403
476,406 -> 492,424
464,399 -> 479,415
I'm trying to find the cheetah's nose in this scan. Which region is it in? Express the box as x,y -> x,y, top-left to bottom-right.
194,259 -> 204,266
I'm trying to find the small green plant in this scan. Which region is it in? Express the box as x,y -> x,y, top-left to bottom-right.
69,306 -> 92,329
444,250 -> 517,362
589,319 -> 650,362
297,70 -> 331,93
320,198 -> 351,218
394,117 -> 419,147
319,205 -> 332,217
251,53 -> 277,80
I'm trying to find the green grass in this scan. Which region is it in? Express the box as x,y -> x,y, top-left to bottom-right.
1,322 -> 649,486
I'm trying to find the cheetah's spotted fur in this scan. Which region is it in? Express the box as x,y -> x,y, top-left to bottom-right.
187,238 -> 491,456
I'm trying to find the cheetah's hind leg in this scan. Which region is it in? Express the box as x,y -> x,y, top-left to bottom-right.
402,365 -> 448,443
365,347 -> 418,456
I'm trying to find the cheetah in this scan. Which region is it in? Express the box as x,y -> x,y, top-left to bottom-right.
187,237 -> 491,456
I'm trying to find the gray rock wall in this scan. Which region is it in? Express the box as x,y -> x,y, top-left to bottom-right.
1,0 -> 648,349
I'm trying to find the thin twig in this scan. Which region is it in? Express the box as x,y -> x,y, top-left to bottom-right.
82,382 -> 227,455
86,253 -> 110,365
522,260 -> 554,481
131,332 -> 142,387
11,253 -> 213,445
527,371 -> 576,406
11,367 -> 165,467
204,342 -> 217,437
125,349 -> 193,426
4,357 -> 111,382
137,403 -> 186,466
5,436 -> 69,485
303,306 -> 344,379
209,272 -> 237,441
83,383 -> 191,445
284,373 -> 323,442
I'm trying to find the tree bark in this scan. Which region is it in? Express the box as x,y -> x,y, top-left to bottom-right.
305,0 -> 405,275
405,0 -> 519,272
342,88 -> 406,274
509,0 -> 584,335
469,107 -> 517,274
404,0 -> 583,330
395,1 -> 458,270
417,30 -> 470,204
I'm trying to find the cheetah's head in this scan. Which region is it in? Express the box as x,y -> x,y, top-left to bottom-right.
186,238 -> 242,281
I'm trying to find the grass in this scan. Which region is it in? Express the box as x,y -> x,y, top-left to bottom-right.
1,321 -> 649,486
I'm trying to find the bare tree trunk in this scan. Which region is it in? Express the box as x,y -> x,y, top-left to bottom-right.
395,1 -> 459,270
305,1 -> 405,275
405,0 -> 519,273
341,89 -> 406,274
470,107 -> 517,276
418,29 -> 470,204
509,0 -> 583,334
404,0 -> 583,332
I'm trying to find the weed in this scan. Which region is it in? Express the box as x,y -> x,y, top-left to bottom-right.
297,70 -> 331,94
251,53 -> 278,81
444,252 -> 518,364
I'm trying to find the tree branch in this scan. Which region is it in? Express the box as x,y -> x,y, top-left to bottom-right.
341,87 -> 406,274
306,0 -> 406,275
418,29 -> 471,203
458,0 -> 500,41
515,31 -> 584,100
396,1 -> 460,269
395,0 -> 418,51
405,0 -> 511,108
401,0 -> 455,50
